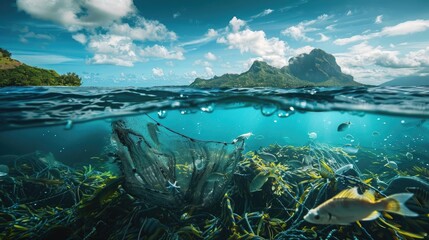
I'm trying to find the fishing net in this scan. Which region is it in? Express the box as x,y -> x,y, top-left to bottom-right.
111,114 -> 244,210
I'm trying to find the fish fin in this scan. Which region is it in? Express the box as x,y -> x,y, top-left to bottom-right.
363,189 -> 375,202
381,193 -> 418,217
361,211 -> 380,221
333,187 -> 360,200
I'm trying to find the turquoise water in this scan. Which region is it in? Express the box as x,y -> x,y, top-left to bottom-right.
0,86 -> 428,239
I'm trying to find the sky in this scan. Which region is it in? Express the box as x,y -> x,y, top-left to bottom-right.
1,0 -> 429,86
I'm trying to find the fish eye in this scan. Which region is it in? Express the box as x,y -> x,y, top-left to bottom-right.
314,214 -> 320,220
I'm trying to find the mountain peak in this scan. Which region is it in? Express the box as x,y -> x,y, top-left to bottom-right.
248,60 -> 272,73
288,48 -> 352,83
190,49 -> 361,88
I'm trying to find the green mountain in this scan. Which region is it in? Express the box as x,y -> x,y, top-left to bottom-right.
0,48 -> 81,87
190,49 -> 361,88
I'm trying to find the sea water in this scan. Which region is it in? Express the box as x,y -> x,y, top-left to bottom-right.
0,86 -> 428,239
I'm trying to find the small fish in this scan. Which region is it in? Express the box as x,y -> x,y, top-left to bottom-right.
406,152 -> 413,160
257,151 -> 278,162
304,187 -> 418,225
384,161 -> 398,170
232,132 -> 253,144
249,172 -> 271,192
342,146 -> 359,154
0,164 -> 9,177
337,121 -> 351,132
335,164 -> 354,175
308,132 -> 317,140
147,123 -> 160,145
376,177 -> 388,189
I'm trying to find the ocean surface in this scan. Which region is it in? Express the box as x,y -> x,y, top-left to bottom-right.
0,86 -> 428,239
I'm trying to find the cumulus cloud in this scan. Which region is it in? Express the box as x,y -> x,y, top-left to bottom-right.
17,0 -> 135,31
152,67 -> 164,77
205,67 -> 214,77
109,18 -> 177,42
87,34 -> 138,67
229,17 -> 246,32
281,14 -> 330,42
375,15 -> 383,24
334,19 -> 429,45
205,29 -> 218,38
204,52 -> 217,61
218,17 -> 290,68
17,0 -> 182,67
335,42 -> 429,84
252,9 -> 274,19
293,45 -> 314,56
140,45 -> 184,60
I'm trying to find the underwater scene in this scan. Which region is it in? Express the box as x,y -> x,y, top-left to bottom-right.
1,86 -> 429,240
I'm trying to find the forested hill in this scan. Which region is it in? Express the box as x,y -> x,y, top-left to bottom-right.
190,49 -> 361,88
0,48 -> 81,87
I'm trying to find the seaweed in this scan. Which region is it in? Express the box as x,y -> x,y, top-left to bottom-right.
1,121 -> 428,239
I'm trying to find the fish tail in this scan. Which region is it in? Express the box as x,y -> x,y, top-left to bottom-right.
379,193 -> 418,217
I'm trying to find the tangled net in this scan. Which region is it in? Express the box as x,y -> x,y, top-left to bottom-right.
111,115 -> 243,210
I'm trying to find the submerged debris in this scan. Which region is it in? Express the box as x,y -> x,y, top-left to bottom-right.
1,121 -> 428,239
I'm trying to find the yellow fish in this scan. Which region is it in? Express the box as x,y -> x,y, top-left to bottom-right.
304,187 -> 418,225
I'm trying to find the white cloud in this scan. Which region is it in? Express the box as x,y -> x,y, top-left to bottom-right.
252,9 -> 274,19
205,67 -> 214,77
334,19 -> 429,45
17,0 -> 135,31
346,10 -> 352,16
229,16 -> 246,32
152,67 -> 164,77
318,33 -> 330,42
109,18 -> 177,42
205,29 -> 218,38
293,45 -> 314,56
19,31 -> 53,43
219,27 -> 289,67
218,17 -> 290,67
87,34 -> 138,67
194,59 -> 211,67
180,28 -> 218,47
140,45 -> 184,60
375,15 -> 383,24
335,42 -> 429,84
204,52 -> 217,61
72,33 -> 87,44
14,53 -> 79,65
281,14 -> 330,42
17,0 -> 182,67
326,24 -> 335,31
184,70 -> 198,79
173,12 -> 181,19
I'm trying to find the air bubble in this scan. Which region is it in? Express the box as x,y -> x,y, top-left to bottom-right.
200,103 -> 215,113
261,104 -> 278,116
157,110 -> 167,119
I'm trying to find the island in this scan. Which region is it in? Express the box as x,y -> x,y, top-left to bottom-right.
0,48 -> 81,87
190,49 -> 362,88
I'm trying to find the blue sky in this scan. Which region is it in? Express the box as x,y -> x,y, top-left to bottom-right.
1,0 -> 429,86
